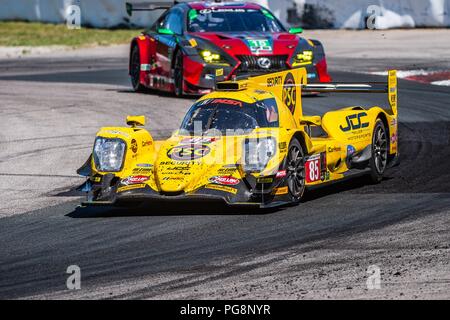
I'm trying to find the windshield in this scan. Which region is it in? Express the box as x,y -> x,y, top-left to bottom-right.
180,98 -> 279,135
187,9 -> 285,33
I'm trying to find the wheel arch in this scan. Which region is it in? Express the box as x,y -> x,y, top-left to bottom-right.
376,111 -> 392,159
291,131 -> 313,155
171,45 -> 183,69
376,111 -> 390,141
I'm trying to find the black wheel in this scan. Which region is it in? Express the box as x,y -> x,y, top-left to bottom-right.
370,119 -> 388,183
130,45 -> 146,92
173,50 -> 184,96
286,138 -> 306,203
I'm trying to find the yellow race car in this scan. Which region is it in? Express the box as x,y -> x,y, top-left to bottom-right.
77,68 -> 399,208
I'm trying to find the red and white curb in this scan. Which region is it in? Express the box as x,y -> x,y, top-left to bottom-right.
369,70 -> 450,86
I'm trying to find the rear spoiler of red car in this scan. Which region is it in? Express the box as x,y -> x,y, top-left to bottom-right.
126,2 -> 175,16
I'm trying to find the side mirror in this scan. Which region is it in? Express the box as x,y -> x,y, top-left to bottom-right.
127,115 -> 146,127
289,27 -> 303,34
157,28 -> 175,35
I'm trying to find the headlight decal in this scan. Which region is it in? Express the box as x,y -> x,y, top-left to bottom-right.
93,137 -> 126,172
243,137 -> 277,172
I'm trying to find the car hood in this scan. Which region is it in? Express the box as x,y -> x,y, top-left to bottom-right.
153,135 -> 244,193
189,31 -> 302,56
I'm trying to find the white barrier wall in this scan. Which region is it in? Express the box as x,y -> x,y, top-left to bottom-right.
0,0 -> 448,29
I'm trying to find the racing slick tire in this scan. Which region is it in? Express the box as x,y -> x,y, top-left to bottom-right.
130,45 -> 146,93
173,50 -> 184,97
369,119 -> 388,183
287,138 -> 306,203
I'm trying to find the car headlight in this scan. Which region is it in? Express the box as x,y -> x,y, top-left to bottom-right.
93,137 -> 126,172
199,50 -> 230,66
243,137 -> 277,172
293,50 -> 313,65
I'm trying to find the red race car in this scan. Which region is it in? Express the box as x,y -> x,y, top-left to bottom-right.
127,1 -> 331,95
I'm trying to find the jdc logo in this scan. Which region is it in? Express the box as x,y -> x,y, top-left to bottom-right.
340,112 -> 369,132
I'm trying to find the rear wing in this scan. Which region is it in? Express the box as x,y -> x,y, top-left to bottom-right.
302,70 -> 398,115
216,69 -> 397,123
126,1 -> 175,16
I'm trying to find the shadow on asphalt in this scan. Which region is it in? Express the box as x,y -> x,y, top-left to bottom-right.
65,200 -> 281,218
65,174 -> 385,219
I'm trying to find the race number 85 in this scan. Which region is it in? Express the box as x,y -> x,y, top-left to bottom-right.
306,155 -> 321,183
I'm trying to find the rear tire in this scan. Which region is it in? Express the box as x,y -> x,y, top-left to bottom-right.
286,138 -> 306,203
173,50 -> 184,97
370,119 -> 388,183
130,45 -> 146,92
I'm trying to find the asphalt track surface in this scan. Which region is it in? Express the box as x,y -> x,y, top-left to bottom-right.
0,56 -> 449,299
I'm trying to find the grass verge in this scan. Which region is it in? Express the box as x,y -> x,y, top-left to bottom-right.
0,21 -> 140,47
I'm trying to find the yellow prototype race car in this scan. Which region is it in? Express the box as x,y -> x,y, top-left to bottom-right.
77,68 -> 399,208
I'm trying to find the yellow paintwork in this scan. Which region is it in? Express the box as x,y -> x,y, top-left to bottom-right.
88,68 -> 398,201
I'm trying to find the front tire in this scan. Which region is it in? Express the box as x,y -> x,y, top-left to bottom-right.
286,138 -> 306,203
370,119 -> 388,183
130,45 -> 146,92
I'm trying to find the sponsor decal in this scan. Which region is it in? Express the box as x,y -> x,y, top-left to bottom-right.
278,141 -> 287,150
162,176 -> 184,181
121,175 -> 149,185
209,176 -> 240,186
103,130 -> 130,137
131,139 -> 138,153
218,167 -> 237,174
348,132 -> 371,141
136,163 -> 153,168
392,144 -> 398,153
282,72 -> 297,114
167,144 -> 211,161
391,132 -> 398,143
132,168 -> 153,174
210,99 -> 242,107
140,64 -> 151,71
267,75 -> 282,87
257,177 -> 273,184
276,170 -> 287,178
347,145 -> 356,156
180,137 -> 217,144
188,38 -> 198,47
205,184 -> 237,194
200,8 -> 246,14
215,68 -> 224,77
328,146 -> 342,153
340,113 -> 369,132
273,186 -> 288,195
117,183 -> 146,193
142,141 -> 152,147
